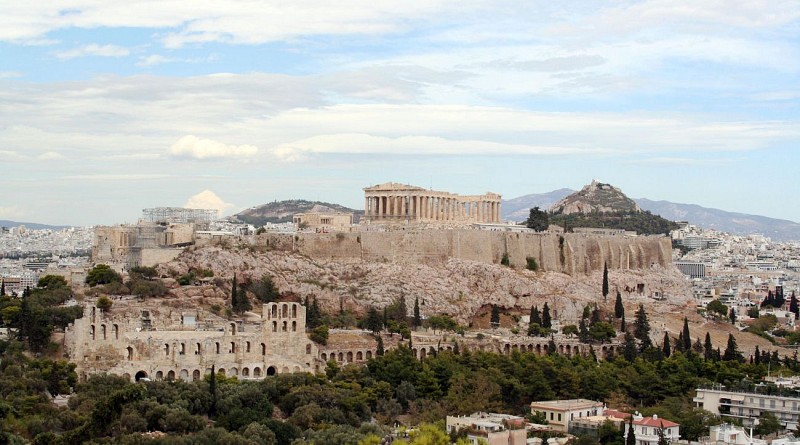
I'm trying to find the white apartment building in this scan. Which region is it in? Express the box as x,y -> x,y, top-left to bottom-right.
694,388 -> 800,430
530,399 -> 604,432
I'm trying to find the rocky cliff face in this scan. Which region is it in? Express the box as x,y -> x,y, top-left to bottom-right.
550,180 -> 641,215
159,245 -> 692,325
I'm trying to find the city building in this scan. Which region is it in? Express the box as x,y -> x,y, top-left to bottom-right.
446,412 -> 527,445
707,424 -> 767,445
529,399 -> 604,432
694,388 -> 800,430
623,413 -> 680,445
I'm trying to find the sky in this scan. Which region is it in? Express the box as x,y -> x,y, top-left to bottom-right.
1,1 -> 799,226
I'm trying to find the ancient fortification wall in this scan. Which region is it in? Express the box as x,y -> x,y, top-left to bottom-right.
252,230 -> 671,274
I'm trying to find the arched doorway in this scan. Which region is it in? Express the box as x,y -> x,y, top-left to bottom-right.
266,366 -> 276,376
134,371 -> 148,382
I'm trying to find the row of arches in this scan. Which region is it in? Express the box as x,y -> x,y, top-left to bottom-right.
266,303 -> 300,320
129,364 -> 299,382
320,350 -> 375,363
126,340 -> 313,362
89,324 -> 119,341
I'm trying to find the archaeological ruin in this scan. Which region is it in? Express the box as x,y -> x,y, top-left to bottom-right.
363,182 -> 502,224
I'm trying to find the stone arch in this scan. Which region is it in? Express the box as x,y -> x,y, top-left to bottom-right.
230,342 -> 236,353
253,367 -> 262,378
446,346 -> 453,351
126,346 -> 134,360
101,324 -> 106,340
558,345 -> 565,354
166,370 -> 175,381
293,366 -> 301,372
536,344 -> 542,355
218,368 -> 226,376
366,350 -> 373,360
155,371 -> 164,380
261,343 -> 266,355
282,321 -> 287,332
271,305 -> 277,318
215,342 -> 220,354
242,367 -> 250,377
91,306 -> 96,323
321,352 -> 328,361
338,352 -> 344,362
282,304 -> 288,318
195,343 -> 201,355
292,321 -> 297,332
230,367 -> 238,376
347,351 -> 353,362
292,304 -> 297,318
134,371 -> 148,381
180,369 -> 189,380
230,323 -> 236,335
164,343 -> 170,356
192,370 -> 201,381
429,346 -> 435,355
272,321 -> 277,332
113,324 -> 119,340
90,325 -> 95,341
420,349 -> 427,359
266,366 -> 276,376
123,373 -> 131,381
356,351 -> 363,361
566,345 -> 572,356
412,348 -> 418,358
180,343 -> 186,355
504,344 -> 510,354
306,344 -> 311,354
246,341 -> 251,353
281,366 -> 289,373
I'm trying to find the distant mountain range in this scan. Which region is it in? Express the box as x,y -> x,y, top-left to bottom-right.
502,190 -> 800,242
0,220 -> 70,230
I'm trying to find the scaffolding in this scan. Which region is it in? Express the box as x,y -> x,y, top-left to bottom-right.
141,207 -> 218,225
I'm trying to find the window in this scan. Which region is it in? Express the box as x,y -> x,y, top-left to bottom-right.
246,341 -> 251,353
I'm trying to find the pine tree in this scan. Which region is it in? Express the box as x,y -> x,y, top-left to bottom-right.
723,333 -> 742,362
306,297 -> 322,329
579,318 -> 589,342
662,332 -> 671,358
682,317 -> 691,352
413,297 -> 421,328
602,263 -> 609,302
693,338 -> 704,354
623,332 -> 638,362
491,305 -> 500,328
704,332 -> 713,360
615,292 -> 624,318
542,302 -> 552,329
729,307 -> 737,324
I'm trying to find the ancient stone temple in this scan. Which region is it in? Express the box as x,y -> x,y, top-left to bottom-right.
363,183 -> 502,224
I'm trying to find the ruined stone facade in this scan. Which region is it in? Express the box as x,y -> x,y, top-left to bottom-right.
92,223 -> 196,269
293,212 -> 354,232
64,301 -> 317,382
363,182 -> 502,224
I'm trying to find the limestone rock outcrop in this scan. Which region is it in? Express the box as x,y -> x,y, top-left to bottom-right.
550,180 -> 641,215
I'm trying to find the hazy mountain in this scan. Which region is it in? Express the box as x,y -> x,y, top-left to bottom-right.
0,220 -> 71,230
501,191 -> 800,242
635,199 -> 800,242
231,200 -> 363,226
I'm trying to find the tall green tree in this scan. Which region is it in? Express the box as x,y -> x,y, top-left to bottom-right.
681,317 -> 692,352
530,306 -> 542,326
413,297 -> 421,328
602,263 -> 609,302
634,304 -> 651,350
526,207 -> 549,232
542,302 -> 552,329
231,274 -> 237,307
615,292 -> 624,318
723,334 -> 742,362
625,415 -> 636,445
704,332 -> 714,360
362,307 -> 383,333
662,332 -> 671,358
490,305 -> 500,328
209,364 -> 217,416
790,292 -> 799,320
623,332 -> 638,362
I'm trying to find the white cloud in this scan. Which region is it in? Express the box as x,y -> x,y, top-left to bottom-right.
37,151 -> 65,160
168,135 -> 258,160
183,190 -> 234,215
0,206 -> 25,220
137,54 -> 172,67
55,43 -> 130,59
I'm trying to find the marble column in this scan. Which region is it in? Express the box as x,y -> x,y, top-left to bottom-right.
377,195 -> 383,218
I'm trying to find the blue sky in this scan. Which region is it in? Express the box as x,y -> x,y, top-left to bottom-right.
1,1 -> 799,226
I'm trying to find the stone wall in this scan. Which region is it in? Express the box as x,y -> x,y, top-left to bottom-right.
251,230 -> 671,274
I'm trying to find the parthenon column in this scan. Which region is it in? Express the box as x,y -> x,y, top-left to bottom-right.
377,195 -> 383,218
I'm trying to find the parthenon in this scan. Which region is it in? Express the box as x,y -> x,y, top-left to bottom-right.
363,182 -> 502,224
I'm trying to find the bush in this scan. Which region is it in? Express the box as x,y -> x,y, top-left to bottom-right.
177,272 -> 196,286
526,257 -> 539,271
86,264 -> 122,287
500,253 -> 511,266
310,325 -> 329,345
96,296 -> 113,311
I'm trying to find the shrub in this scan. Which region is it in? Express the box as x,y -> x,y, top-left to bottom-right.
526,257 -> 539,271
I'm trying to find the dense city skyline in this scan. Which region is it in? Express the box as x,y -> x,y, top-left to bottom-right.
1,1 -> 799,226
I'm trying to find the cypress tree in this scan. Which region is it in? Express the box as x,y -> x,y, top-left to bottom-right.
729,308 -> 737,324
542,302 -> 552,329
723,333 -> 741,362
602,263 -> 609,302
620,312 -> 626,333
491,305 -> 500,328
0,279 -> 5,296
231,274 -> 237,307
704,332 -> 713,360
413,297 -> 421,328
755,345 -> 761,365
209,364 -> 217,416
614,292 -> 624,318
790,292 -> 799,320
579,318 -> 589,342
634,304 -> 651,351
682,317 -> 691,352
530,306 -> 542,326
625,415 -> 636,445
376,336 -> 384,356
623,332 -> 638,362
662,332 -> 671,357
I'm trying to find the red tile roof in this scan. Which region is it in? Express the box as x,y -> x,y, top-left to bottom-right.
634,416 -> 679,428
